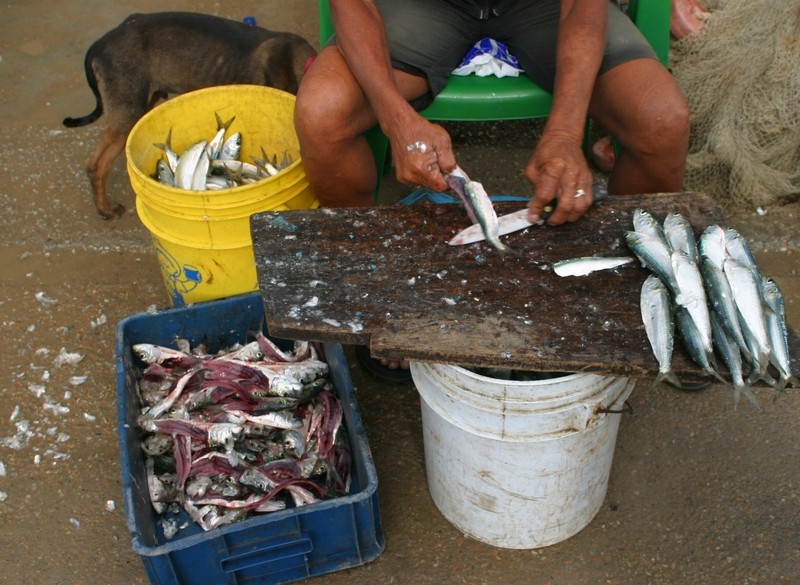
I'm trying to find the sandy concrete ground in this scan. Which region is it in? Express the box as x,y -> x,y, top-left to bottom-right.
0,1 -> 798,584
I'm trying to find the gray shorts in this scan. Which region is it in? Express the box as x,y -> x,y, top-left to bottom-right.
369,0 -> 657,109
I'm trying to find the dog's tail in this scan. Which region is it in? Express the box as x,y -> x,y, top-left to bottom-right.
63,50 -> 103,128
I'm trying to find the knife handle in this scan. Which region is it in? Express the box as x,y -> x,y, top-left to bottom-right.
541,182 -> 608,220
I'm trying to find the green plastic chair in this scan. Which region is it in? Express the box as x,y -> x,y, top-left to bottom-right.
317,0 -> 671,198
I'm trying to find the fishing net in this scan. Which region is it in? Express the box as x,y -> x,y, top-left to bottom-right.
670,0 -> 800,209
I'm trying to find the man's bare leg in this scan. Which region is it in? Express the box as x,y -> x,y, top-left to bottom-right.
589,58 -> 690,195
295,45 -> 429,208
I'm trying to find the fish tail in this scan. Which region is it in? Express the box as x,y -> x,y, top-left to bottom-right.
731,382 -> 763,412
491,240 -> 520,257
777,374 -> 800,392
704,369 -> 728,386
745,363 -> 778,388
650,370 -> 682,391
216,113 -> 236,131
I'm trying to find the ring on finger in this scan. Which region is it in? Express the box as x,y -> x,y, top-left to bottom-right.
574,188 -> 587,198
406,140 -> 429,154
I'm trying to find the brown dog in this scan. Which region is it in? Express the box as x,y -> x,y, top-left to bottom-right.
63,12 -> 317,219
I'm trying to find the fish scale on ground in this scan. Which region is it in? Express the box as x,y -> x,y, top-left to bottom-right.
628,209 -> 798,407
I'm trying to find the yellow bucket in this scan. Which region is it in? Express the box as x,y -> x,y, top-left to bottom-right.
125,85 -> 318,306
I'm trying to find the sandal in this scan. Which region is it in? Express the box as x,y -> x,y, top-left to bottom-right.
354,345 -> 412,383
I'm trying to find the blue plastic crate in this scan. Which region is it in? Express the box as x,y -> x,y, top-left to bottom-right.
115,293 -> 384,585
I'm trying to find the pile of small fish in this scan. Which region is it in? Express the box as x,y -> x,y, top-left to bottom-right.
626,209 -> 798,408
133,333 -> 350,534
153,113 -> 294,191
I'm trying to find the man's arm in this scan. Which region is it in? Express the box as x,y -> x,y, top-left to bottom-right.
330,0 -> 417,137
526,0 -> 608,224
329,0 -> 455,190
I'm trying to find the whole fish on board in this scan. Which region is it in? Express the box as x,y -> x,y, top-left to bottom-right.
632,208 -> 672,254
629,213 -> 796,401
699,255 -> 752,363
761,277 -> 800,391
725,228 -> 764,282
674,305 -> 727,384
664,212 -> 699,263
625,230 -> 680,296
552,256 -> 634,277
640,274 -> 682,390
711,311 -> 760,409
724,258 -> 773,386
672,250 -> 716,370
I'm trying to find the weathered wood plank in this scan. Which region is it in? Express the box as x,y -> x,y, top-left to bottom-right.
251,192 -> 799,380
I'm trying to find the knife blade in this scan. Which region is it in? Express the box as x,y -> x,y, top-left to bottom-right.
448,183 -> 608,246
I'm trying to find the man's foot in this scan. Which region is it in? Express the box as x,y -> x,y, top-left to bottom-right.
671,0 -> 710,39
354,345 -> 412,382
591,135 -> 616,173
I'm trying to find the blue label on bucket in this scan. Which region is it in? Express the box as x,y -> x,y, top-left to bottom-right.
155,243 -> 202,306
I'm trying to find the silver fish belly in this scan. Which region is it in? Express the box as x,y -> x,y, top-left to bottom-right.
463,179 -> 512,255
761,277 -> 800,390
723,257 -> 772,384
625,231 -> 679,295
710,311 -> 760,409
640,274 -> 681,389
632,208 -> 672,252
552,256 -> 633,277
174,140 -> 208,190
663,212 -> 699,263
699,256 -> 751,360
698,224 -> 727,269
672,250 -> 713,359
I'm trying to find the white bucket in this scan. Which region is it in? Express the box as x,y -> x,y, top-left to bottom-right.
410,362 -> 635,549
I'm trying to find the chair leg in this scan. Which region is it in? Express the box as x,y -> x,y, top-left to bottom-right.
364,125 -> 391,202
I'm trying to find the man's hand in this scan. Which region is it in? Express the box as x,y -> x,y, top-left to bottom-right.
388,116 -> 456,192
524,135 -> 594,225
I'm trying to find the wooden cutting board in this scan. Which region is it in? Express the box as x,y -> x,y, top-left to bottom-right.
250,192 -> 799,380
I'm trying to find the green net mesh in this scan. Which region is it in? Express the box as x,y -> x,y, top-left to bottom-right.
670,0 -> 800,208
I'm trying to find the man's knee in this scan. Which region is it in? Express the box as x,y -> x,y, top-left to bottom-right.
632,83 -> 690,156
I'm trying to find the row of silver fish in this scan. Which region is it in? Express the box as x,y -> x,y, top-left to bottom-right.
133,333 -> 350,535
153,113 -> 294,191
627,209 -> 798,408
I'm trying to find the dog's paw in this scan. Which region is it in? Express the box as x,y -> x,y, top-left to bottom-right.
98,202 -> 126,220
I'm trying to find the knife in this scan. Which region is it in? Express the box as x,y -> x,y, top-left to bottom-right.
448,183 -> 608,246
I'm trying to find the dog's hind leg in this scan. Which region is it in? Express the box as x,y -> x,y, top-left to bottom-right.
88,124 -> 128,219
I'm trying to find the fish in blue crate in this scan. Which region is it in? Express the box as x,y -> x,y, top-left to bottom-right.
132,330 -> 352,534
